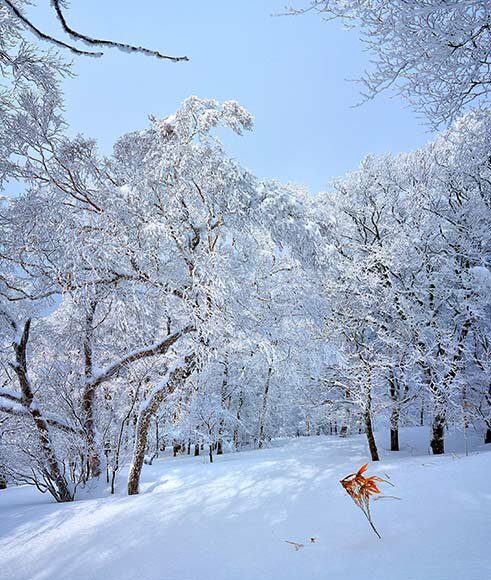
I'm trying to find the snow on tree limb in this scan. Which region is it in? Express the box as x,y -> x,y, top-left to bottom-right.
2,0 -> 189,61
50,0 -> 189,62
291,0 -> 491,127
87,325 -> 195,388
2,0 -> 102,57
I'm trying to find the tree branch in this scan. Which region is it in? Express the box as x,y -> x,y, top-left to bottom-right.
3,0 -> 102,57
3,0 -> 189,62
87,325 -> 195,388
50,0 -> 189,62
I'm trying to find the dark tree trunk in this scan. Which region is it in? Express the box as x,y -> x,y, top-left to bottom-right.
11,320 -> 73,502
233,390 -> 244,450
258,366 -> 272,449
155,420 -> 160,459
389,374 -> 400,451
194,443 -> 200,456
430,417 -> 445,455
390,404 -> 400,451
217,440 -> 223,455
390,427 -> 399,452
485,383 -> 491,444
209,445 -> 213,463
365,411 -> 379,461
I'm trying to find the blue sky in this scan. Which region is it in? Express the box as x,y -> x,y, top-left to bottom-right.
28,0 -> 435,193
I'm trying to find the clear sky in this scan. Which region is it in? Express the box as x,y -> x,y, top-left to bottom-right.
27,0 -> 435,194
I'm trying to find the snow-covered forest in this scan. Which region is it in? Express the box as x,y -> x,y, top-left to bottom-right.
0,2 -> 490,579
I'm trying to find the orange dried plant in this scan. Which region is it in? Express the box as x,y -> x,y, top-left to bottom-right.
340,463 -> 391,539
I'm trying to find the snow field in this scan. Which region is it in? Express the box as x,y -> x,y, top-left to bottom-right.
0,427 -> 490,580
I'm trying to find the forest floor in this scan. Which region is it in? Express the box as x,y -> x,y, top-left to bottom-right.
0,427 -> 490,580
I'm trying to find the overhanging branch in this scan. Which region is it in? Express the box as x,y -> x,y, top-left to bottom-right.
51,0 -> 189,62
3,0 -> 189,62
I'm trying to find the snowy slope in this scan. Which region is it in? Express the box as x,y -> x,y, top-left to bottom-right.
0,428 -> 490,580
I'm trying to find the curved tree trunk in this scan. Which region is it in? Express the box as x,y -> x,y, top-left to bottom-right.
128,355 -> 195,496
12,320 -> 73,502
84,325 -> 194,482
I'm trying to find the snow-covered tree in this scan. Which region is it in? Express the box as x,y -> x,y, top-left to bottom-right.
292,0 -> 491,126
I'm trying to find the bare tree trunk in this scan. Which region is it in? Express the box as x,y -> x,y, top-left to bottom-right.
430,320 -> 471,455
11,320 -> 73,502
389,374 -> 400,451
258,366 -> 272,449
82,301 -> 101,478
365,411 -> 379,461
85,325 -> 194,482
155,419 -> 160,459
485,383 -> 491,444
339,409 -> 350,438
233,390 -> 244,450
364,388 -> 379,461
217,358 -> 229,455
82,384 -> 100,477
426,371 -> 446,455
430,416 -> 445,455
390,421 -> 399,452
128,356 -> 195,496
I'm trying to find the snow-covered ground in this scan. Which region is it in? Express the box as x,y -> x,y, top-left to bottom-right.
1,427 -> 490,580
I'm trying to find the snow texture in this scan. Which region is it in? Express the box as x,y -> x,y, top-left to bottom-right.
0,427 -> 490,580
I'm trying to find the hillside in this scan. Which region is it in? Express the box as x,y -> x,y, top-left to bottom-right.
0,427 -> 490,580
